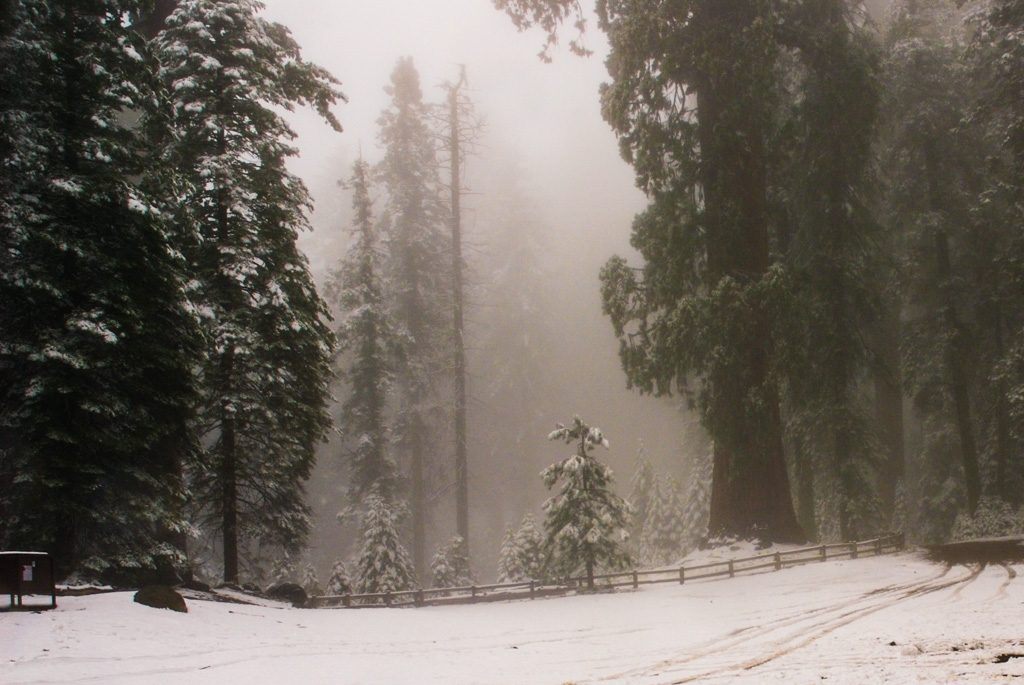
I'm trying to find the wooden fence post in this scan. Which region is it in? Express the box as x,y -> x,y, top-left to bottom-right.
728,560 -> 734,578
774,552 -> 781,571
820,545 -> 826,562
633,570 -> 639,589
343,594 -> 351,608
384,591 -> 392,607
679,567 -> 685,585
530,581 -> 535,599
851,541 -> 858,560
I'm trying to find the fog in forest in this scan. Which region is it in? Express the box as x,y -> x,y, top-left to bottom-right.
257,0 -> 699,578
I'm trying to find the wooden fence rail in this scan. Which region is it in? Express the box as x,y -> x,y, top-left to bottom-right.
306,533 -> 905,610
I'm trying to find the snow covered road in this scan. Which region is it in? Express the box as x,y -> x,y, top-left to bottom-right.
3,553 -> 1023,684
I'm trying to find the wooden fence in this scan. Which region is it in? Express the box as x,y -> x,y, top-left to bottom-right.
306,533 -> 905,610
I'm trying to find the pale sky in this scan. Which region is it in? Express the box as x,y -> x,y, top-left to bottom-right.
258,0 -> 645,273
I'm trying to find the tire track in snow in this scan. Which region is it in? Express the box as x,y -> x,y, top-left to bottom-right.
657,564 -> 982,685
948,563 -> 984,602
593,563 -> 976,685
989,563 -> 1017,603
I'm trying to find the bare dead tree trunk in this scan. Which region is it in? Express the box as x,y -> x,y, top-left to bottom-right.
448,70 -> 469,556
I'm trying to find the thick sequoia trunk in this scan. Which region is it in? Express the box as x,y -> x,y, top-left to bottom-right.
872,304 -> 905,525
697,0 -> 804,544
708,385 -> 805,542
793,437 -> 818,541
925,140 -> 981,515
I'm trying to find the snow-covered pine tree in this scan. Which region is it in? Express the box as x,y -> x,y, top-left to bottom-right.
497,514 -> 546,583
496,524 -> 521,582
325,158 -> 400,509
638,475 -> 685,567
269,553 -> 294,586
156,0 -> 343,583
627,440 -> 656,557
429,535 -> 473,588
300,562 -> 321,597
542,416 -> 633,589
376,57 -> 451,576
0,0 -> 201,581
680,447 -> 712,552
353,492 -> 418,597
513,513 -> 545,581
325,559 -> 352,596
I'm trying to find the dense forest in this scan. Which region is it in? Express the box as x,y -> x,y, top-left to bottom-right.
2,0 -> 1024,592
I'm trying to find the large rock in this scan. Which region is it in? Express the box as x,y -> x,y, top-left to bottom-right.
266,582 -> 307,607
133,585 -> 187,613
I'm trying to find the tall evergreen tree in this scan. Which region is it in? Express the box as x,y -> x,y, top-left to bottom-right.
326,158 -> 400,509
970,0 -> 1024,506
593,0 -> 805,542
872,0 -> 1024,542
0,0 -> 200,579
776,0 -> 883,540
156,0 -> 343,582
376,57 -> 451,575
441,67 -> 482,557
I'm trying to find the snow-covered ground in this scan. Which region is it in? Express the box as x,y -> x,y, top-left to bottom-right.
3,551 -> 1023,684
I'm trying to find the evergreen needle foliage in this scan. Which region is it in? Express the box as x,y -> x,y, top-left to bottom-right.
0,0 -> 201,581
326,158 -> 400,510
430,535 -> 473,589
156,0 -> 342,582
542,416 -> 633,589
353,492 -> 417,596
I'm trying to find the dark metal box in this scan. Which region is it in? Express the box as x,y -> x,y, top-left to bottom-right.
0,551 -> 56,610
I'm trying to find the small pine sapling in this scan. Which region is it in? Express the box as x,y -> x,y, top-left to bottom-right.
325,559 -> 353,596
680,448 -> 713,551
638,475 -> 686,567
430,535 -> 474,589
269,554 -> 295,586
497,513 -> 545,583
353,493 -> 417,598
513,513 -> 545,581
497,524 -> 520,583
542,416 -> 633,590
301,563 -> 321,598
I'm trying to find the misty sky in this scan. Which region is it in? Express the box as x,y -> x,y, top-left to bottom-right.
259,0 -> 643,261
